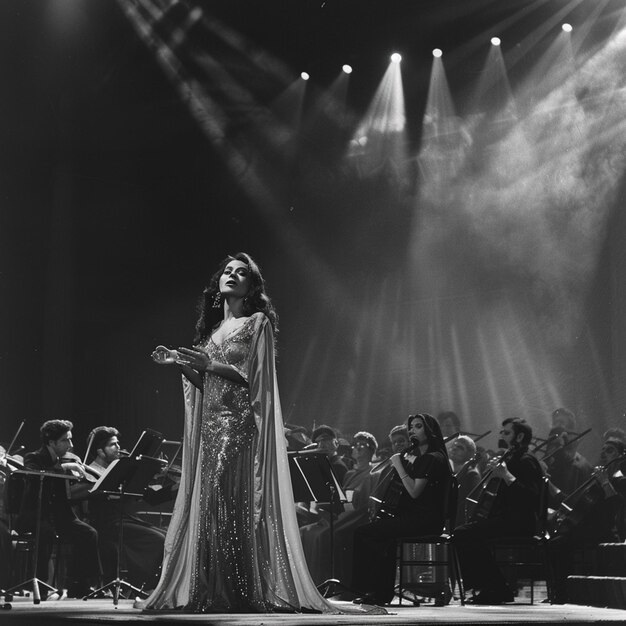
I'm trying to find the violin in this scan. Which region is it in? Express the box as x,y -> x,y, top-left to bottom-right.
369,437 -> 422,521
59,451 -> 100,484
550,452 -> 626,538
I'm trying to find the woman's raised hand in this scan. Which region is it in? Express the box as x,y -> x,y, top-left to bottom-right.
152,345 -> 179,365
176,346 -> 212,372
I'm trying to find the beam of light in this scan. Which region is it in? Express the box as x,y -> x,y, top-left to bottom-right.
408,20 -> 626,439
465,36 -> 517,127
346,58 -> 408,182
391,53 -> 402,64
450,323 -> 471,423
301,71 -> 310,80
491,37 -> 501,46
432,48 -> 443,58
562,23 -> 573,33
416,52 -> 467,204
342,64 -> 352,74
504,0 -> 589,74
475,319 -> 506,427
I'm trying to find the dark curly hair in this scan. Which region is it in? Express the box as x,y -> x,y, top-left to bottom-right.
193,252 -> 278,344
40,420 -> 73,445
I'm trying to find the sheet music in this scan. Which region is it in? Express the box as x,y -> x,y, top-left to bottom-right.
88,458 -> 120,493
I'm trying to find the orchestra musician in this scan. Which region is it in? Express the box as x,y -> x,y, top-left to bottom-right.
86,426 -> 166,591
299,431 -> 378,586
454,417 -> 543,605
17,420 -> 102,598
448,435 -> 481,525
351,413 -> 451,606
542,426 -> 592,497
547,436 -> 626,603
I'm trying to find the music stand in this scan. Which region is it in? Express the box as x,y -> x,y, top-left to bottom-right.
127,429 -> 164,458
83,455 -> 163,605
4,469 -> 74,604
288,451 -> 351,598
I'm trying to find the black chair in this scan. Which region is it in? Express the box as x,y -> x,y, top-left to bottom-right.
395,476 -> 465,606
488,475 -> 552,604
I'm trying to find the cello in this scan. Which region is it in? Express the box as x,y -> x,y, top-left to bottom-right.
550,452 -> 626,539
465,446 -> 516,522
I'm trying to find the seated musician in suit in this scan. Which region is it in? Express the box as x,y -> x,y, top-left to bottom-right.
449,435 -> 481,525
295,425 -> 348,527
299,431 -> 378,586
543,426 -> 592,498
454,417 -> 543,605
351,413 -> 451,605
311,425 -> 349,485
86,426 -> 166,591
17,420 -> 102,598
548,436 -> 626,603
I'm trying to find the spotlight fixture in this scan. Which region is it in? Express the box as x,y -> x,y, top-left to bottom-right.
301,71 -> 310,81
342,64 -> 352,74
390,53 -> 402,63
432,48 -> 443,58
562,23 -> 573,32
491,37 -> 501,46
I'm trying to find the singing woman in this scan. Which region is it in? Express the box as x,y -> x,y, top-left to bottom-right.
140,253 -> 382,615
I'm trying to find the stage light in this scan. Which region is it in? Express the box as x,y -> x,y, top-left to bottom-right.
432,48 -> 443,58
342,64 -> 353,74
491,37 -> 501,46
562,23 -> 573,33
301,72 -> 310,81
390,53 -> 402,64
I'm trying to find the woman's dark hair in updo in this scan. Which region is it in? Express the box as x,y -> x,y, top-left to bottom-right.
193,252 -> 278,344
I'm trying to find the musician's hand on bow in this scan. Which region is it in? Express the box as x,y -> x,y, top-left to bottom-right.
152,345 -> 179,365
61,461 -> 88,479
491,461 -> 516,485
176,346 -> 212,372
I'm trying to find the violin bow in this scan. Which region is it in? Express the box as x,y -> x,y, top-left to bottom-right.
540,428 -> 592,464
7,420 -> 25,456
83,430 -> 95,466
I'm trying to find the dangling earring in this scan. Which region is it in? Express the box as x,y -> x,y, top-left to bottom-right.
212,292 -> 222,308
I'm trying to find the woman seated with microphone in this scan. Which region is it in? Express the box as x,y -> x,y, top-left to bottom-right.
351,413 -> 451,605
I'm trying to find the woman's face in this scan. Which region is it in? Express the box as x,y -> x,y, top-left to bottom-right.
219,260 -> 252,299
408,416 -> 427,444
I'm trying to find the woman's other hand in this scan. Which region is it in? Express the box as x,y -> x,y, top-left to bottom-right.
152,345 -> 179,365
176,346 -> 212,372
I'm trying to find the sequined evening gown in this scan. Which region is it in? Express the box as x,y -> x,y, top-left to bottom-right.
140,313 -> 381,614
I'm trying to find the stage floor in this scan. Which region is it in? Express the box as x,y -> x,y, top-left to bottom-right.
0,598 -> 625,626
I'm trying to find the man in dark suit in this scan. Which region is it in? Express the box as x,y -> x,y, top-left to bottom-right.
454,417 -> 544,604
18,420 -> 101,598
